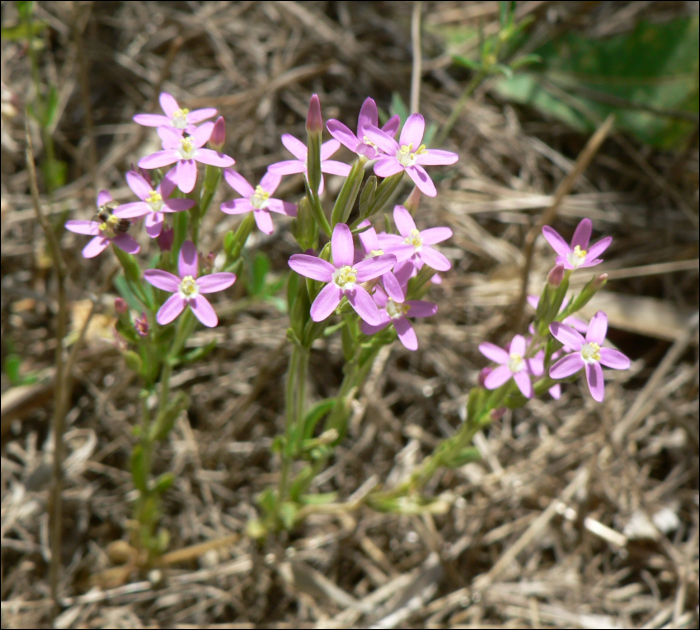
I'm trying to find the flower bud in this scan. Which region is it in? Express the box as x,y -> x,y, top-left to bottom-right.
115,297 -> 128,314
592,273 -> 608,291
569,272 -> 607,313
547,263 -> 565,288
306,94 -> 323,194
306,94 -> 323,135
157,226 -> 174,252
134,312 -> 149,337
403,186 -> 421,214
490,407 -> 506,421
209,116 -> 226,151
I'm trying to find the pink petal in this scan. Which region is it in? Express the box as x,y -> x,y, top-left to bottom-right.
571,218 -> 592,250
357,223 -> 380,253
527,295 -> 540,310
83,236 -> 110,258
420,247 -> 451,272
224,169 -> 254,197
514,372 -> 533,398
125,170 -> 152,200
65,220 -> 100,235
159,92 -> 179,117
133,113 -> 170,127
191,122 -> 215,147
549,384 -> 562,399
195,148 -> 234,167
584,236 -> 612,262
267,198 -> 297,216
406,300 -> 437,318
405,165 -> 436,197
372,285 -> 389,308
394,317 -> 418,350
112,234 -> 140,254
510,335 -> 527,356
382,272 -> 405,303
355,254 -> 397,282
138,150 -> 179,170
187,107 -> 217,124
253,208 -> 274,234
179,241 -> 199,278
281,134 -> 308,160
416,149 -> 459,166
163,198 -> 194,212
542,226 -> 571,257
158,126 -> 186,148
598,348 -> 630,370
400,113 -> 425,147
586,311 -> 608,344
96,190 -> 113,208
331,223 -> 355,268
145,213 -> 164,238
484,365 -> 513,389
420,226 -> 452,245
260,171 -> 282,194
550,322 -> 584,350
321,160 -> 352,177
267,160 -> 306,176
320,139 -> 341,160
347,286 -> 381,325
549,353 -> 585,379
361,318 -> 390,336
159,168 -> 178,198
144,269 -> 181,292
288,254 -> 335,282
157,294 -> 186,325
382,114 -> 401,138
479,342 -> 509,364
197,272 -> 236,294
221,199 -> 255,215
176,159 -> 197,193
393,205 -> 416,237
358,98 -> 378,132
114,201 -> 150,219
373,157 -> 404,178
585,362 -> 605,402
190,295 -> 218,327
363,127 -> 399,155
327,120 -> 360,152
310,282 -> 343,321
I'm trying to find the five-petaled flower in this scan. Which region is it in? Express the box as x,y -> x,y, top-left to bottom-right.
133,92 -> 217,135
221,170 -> 297,235
138,123 -> 234,193
143,241 -> 236,328
326,97 -> 401,159
361,283 -> 437,351
479,334 -> 537,398
114,169 -> 194,238
549,311 -> 630,402
65,190 -> 140,258
288,223 -> 396,325
542,218 -> 612,270
364,113 -> 458,197
356,220 -> 405,302
378,205 -> 452,272
267,135 -> 351,194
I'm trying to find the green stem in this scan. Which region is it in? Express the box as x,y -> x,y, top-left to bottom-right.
436,70 -> 486,146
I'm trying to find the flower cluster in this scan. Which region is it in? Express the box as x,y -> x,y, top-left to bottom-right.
479,218 -> 630,402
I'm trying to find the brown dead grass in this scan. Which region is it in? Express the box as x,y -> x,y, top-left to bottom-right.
1,2 -> 698,628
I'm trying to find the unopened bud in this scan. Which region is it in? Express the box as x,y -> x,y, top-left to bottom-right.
306,94 -> 323,135
569,272 -> 607,313
209,116 -> 226,151
490,407 -> 506,421
134,312 -> 149,337
547,264 -> 565,288
157,226 -> 174,252
115,297 -> 128,314
592,273 -> 608,291
403,186 -> 421,214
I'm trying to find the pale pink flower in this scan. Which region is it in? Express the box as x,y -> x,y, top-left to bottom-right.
549,311 -> 630,402
221,170 -> 297,235
143,241 -> 236,328
138,124 -> 234,193
542,218 -> 612,270
133,92 -> 217,135
479,334 -> 537,398
267,135 -> 351,194
114,169 -> 194,238
355,220 -> 405,302
288,223 -> 395,325
363,113 -> 458,196
65,190 -> 140,258
326,97 -> 400,159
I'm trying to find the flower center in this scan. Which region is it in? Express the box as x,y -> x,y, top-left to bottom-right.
98,214 -> 121,238
396,143 -> 426,167
250,185 -> 270,209
333,265 -> 357,290
171,108 -> 189,129
567,245 -> 588,268
146,190 -> 163,212
404,228 -> 423,251
362,135 -> 377,149
508,353 -> 525,373
369,248 -> 384,257
581,342 -> 601,363
178,136 -> 196,160
386,299 -> 410,320
178,275 -> 199,300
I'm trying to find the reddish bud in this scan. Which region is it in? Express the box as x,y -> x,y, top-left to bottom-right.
404,186 -> 422,213
134,312 -> 149,337
592,273 -> 608,291
115,297 -> 128,314
210,116 -> 226,151
490,407 -> 506,421
306,94 -> 323,135
547,263 -> 565,288
157,226 -> 174,252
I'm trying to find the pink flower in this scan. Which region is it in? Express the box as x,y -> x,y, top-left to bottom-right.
363,113 -> 458,196
221,170 -> 297,235
143,241 -> 236,328
549,311 -> 630,402
361,284 -> 437,351
133,92 -> 217,135
288,223 -> 396,325
355,220 -> 405,302
478,334 -> 537,398
138,124 -> 234,193
267,135 -> 351,194
326,97 -> 401,159
65,191 -> 140,258
542,218 -> 612,270
113,169 -> 194,238
378,205 -> 452,272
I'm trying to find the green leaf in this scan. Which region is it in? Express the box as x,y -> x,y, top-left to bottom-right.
390,92 -> 410,127
246,251 -> 270,296
494,17 -> 700,149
